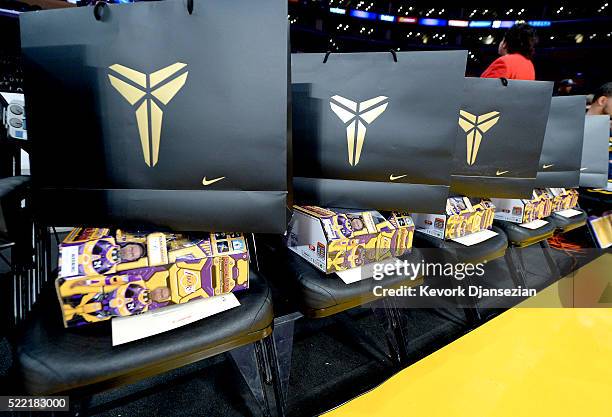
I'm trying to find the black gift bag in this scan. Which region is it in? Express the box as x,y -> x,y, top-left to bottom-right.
535,96 -> 586,188
20,0 -> 289,233
291,51 -> 467,214
580,115 -> 610,188
450,77 -> 553,198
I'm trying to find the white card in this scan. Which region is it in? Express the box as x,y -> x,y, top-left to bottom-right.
519,219 -> 549,230
111,294 -> 241,346
555,208 -> 582,218
336,257 -> 399,284
59,245 -> 79,278
451,229 -> 498,246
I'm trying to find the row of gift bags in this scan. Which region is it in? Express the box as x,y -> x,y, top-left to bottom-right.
19,0 -> 610,233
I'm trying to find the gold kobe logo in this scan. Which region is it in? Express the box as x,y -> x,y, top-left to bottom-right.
108,63 -> 188,167
330,95 -> 388,166
458,110 -> 500,166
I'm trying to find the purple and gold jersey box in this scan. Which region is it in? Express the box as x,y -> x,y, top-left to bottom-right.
287,206 -> 414,274
548,188 -> 579,212
492,189 -> 554,224
56,228 -> 249,327
412,197 -> 496,240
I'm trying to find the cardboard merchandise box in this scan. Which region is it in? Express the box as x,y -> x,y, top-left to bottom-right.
412,197 -> 496,240
491,189 -> 553,224
287,206 -> 414,274
56,228 -> 249,327
548,188 -> 579,212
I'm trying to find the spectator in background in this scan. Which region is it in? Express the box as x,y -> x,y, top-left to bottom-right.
556,79 -> 576,96
586,94 -> 594,111
587,82 -> 612,181
481,23 -> 537,81
587,82 -> 612,124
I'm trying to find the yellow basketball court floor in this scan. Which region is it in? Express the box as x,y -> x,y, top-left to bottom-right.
325,253 -> 612,417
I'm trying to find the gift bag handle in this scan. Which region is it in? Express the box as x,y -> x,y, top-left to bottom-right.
93,1 -> 106,21
500,77 -> 509,87
187,0 -> 194,15
323,49 -> 398,63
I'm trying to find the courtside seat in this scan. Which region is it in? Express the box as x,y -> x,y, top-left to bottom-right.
412,226 -> 508,265
257,236 -> 424,317
254,237 -> 426,412
15,268 -> 273,395
411,227 -> 509,325
579,187 -> 612,212
545,208 -> 587,233
494,220 -> 555,248
0,176 -> 30,199
261,246 -> 424,318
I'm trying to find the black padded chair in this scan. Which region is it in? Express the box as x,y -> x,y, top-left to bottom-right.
494,219 -> 556,248
256,236 -> 424,413
412,226 -> 509,323
579,188 -> 612,215
494,219 -> 559,290
545,208 -> 587,233
412,225 -> 508,265
258,237 -> 424,348
10,266 -> 283,416
265,246 -> 424,319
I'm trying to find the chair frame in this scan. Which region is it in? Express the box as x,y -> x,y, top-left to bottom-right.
8,227 -> 285,417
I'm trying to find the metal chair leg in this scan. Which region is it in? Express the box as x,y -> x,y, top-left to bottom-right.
231,336 -> 284,417
253,339 -> 274,417
384,296 -> 410,366
370,298 -> 404,366
270,313 -> 300,414
540,240 -> 562,282
462,275 -> 482,326
504,248 -> 528,288
263,334 -> 286,417
231,340 -> 270,417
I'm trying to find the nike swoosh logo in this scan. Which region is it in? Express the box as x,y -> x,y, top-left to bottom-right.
496,170 -> 509,176
389,174 -> 407,181
543,164 -> 554,169
580,167 -> 588,171
202,176 -> 225,186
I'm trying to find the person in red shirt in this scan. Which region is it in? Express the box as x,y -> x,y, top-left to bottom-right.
481,23 -> 537,81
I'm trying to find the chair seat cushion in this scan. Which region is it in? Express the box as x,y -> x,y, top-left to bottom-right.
579,187 -> 612,209
262,244 -> 424,318
546,209 -> 587,233
494,219 -> 555,247
0,176 -> 30,199
413,226 -> 508,265
16,268 -> 272,395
